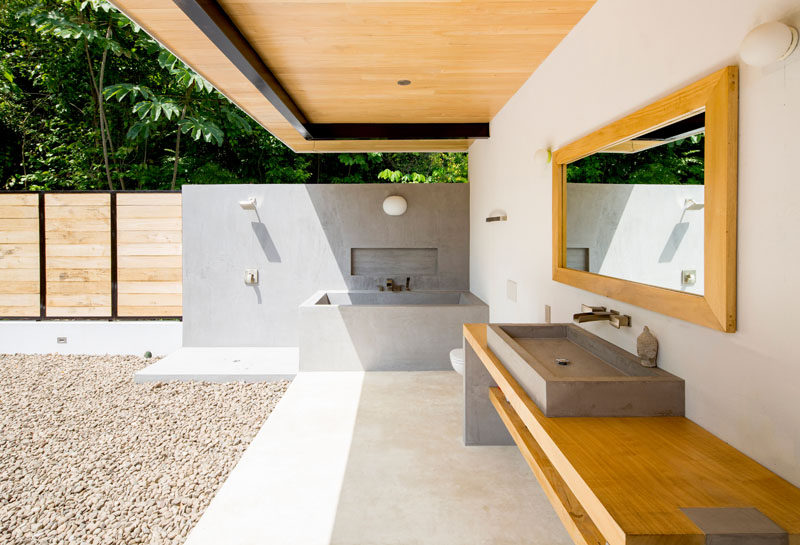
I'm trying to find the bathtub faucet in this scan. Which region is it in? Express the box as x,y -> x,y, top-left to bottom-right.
384,278 -> 405,292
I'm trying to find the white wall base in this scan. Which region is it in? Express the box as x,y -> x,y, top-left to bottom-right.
0,321 -> 182,356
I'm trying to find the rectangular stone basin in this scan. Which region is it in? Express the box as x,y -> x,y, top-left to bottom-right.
487,324 -> 684,417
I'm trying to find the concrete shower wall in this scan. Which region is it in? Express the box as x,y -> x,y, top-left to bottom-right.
469,0 -> 800,484
182,184 -> 469,347
567,184 -> 704,294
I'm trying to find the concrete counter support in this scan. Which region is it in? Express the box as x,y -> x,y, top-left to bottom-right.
464,339 -> 513,446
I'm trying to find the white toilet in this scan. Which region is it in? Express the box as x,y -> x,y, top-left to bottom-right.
449,348 -> 465,376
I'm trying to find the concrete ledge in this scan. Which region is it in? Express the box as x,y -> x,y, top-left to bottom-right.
0,321 -> 182,356
134,347 -> 298,383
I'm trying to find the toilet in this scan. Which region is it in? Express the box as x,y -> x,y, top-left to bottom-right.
449,348 -> 465,376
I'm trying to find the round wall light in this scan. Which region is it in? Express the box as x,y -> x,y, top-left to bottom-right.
534,148 -> 552,166
740,21 -> 798,66
383,195 -> 408,216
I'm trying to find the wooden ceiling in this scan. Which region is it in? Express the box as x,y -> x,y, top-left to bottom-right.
109,1 -> 595,152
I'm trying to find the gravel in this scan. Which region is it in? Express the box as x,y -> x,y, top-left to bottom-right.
0,353 -> 290,545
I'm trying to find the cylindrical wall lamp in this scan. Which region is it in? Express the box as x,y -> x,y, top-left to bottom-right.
383,195 -> 407,216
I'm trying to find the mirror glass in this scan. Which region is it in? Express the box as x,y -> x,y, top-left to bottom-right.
565,112 -> 705,295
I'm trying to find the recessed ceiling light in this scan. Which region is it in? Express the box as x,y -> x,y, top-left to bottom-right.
397,79 -> 411,86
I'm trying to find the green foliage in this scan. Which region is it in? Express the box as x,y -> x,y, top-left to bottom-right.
567,135 -> 704,185
0,0 -> 467,189
374,152 -> 468,184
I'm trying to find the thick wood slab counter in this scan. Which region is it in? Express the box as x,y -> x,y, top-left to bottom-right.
464,323 -> 800,545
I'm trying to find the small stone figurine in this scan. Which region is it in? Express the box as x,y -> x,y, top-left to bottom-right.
636,326 -> 659,368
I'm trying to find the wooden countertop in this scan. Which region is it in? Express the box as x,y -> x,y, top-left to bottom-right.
464,323 -> 800,545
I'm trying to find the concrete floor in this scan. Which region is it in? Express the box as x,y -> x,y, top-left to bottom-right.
133,347 -> 298,383
184,371 -> 571,545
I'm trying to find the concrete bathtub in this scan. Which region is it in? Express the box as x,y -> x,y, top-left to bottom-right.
299,290 -> 489,371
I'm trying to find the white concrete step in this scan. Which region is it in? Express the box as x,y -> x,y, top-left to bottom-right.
134,347 -> 298,383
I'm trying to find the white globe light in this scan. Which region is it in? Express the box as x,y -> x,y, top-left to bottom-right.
740,22 -> 798,66
382,195 -> 407,216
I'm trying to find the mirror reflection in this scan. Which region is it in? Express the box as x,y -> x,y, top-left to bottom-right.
565,112 -> 705,294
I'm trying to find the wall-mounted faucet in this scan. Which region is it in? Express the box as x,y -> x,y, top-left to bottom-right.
573,304 -> 631,328
380,278 -> 407,292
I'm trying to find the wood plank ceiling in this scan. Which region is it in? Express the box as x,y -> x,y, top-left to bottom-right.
109,0 -> 596,152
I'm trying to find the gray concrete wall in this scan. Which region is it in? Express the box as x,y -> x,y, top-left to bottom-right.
182,184 -> 469,347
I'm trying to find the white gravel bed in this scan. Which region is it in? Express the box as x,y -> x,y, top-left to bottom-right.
0,354 -> 290,545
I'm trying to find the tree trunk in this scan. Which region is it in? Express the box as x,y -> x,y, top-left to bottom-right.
171,84 -> 195,190
96,23 -> 124,190
84,39 -> 113,190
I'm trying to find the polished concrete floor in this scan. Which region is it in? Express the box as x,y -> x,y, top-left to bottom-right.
185,371 -> 571,545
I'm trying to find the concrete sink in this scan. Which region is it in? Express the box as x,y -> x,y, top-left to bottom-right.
487,324 -> 684,417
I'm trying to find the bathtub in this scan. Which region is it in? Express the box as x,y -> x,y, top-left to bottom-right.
299,290 -> 489,371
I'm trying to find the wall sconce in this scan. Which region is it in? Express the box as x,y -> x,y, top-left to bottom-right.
534,148 -> 552,166
383,195 -> 407,216
239,197 -> 257,210
485,209 -> 508,222
740,21 -> 798,66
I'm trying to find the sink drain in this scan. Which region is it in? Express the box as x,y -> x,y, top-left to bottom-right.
555,358 -> 570,366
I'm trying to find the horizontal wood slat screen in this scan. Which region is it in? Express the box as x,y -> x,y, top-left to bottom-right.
0,192 -> 181,320
116,193 -> 182,317
0,194 -> 40,317
45,193 -> 112,317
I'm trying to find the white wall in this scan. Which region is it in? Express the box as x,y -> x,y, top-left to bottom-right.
567,184 -> 704,294
469,0 -> 800,485
0,321 -> 182,356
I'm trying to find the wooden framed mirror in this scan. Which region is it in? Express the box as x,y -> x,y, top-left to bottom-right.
552,66 -> 738,332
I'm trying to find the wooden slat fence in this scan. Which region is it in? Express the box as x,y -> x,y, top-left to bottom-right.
0,192 -> 181,320
45,193 -> 112,317
117,193 -> 182,317
0,194 -> 40,317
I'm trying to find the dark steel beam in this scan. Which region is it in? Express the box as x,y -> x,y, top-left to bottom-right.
172,0 -> 490,142
110,192 -> 118,319
38,193 -> 46,320
634,112 -> 705,141
172,0 -> 311,139
306,123 -> 490,141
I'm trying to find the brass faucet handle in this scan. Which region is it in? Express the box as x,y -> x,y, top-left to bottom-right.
609,313 -> 632,328
581,304 -> 607,313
